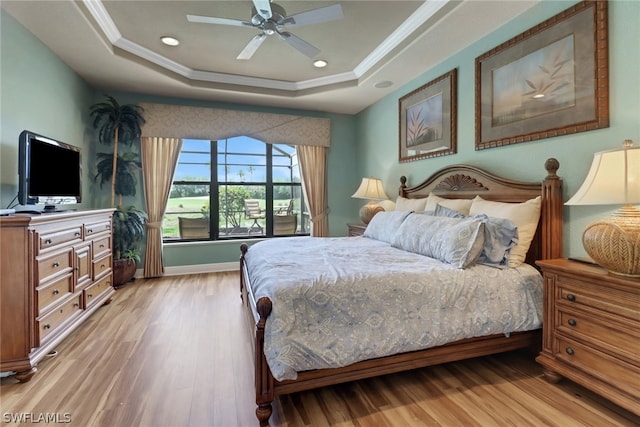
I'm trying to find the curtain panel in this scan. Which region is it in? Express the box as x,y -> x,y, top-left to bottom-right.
140,137 -> 183,278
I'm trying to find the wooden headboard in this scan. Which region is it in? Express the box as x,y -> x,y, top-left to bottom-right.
399,158 -> 563,266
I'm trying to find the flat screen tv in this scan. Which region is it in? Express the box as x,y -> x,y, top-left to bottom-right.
18,130 -> 82,211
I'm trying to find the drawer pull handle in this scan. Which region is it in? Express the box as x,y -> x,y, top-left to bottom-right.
44,324 -> 51,330
566,294 -> 576,302
53,262 -> 60,268
53,289 -> 59,295
75,232 -> 81,236
566,347 -> 575,356
45,239 -> 52,244
88,294 -> 93,298
87,229 -> 93,233
73,303 -> 79,308
568,319 -> 576,327
101,264 -> 106,269
99,244 -> 105,248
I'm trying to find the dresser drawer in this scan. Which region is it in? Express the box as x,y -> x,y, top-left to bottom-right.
556,276 -> 639,322
37,226 -> 83,252
557,309 -> 639,363
37,294 -> 83,343
92,254 -> 112,280
37,273 -> 73,315
92,235 -> 111,259
84,275 -> 113,308
84,221 -> 111,238
36,248 -> 73,283
555,336 -> 640,399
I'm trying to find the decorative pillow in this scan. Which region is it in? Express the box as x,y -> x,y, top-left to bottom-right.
469,196 -> 541,267
391,214 -> 485,268
363,210 -> 412,243
474,214 -> 518,268
425,193 -> 473,215
434,204 -> 518,268
395,196 -> 428,212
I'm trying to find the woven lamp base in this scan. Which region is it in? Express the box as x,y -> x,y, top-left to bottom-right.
582,205 -> 640,278
359,201 -> 384,225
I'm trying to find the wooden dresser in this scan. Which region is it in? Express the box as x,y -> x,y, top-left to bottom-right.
536,259 -> 640,415
0,209 -> 115,382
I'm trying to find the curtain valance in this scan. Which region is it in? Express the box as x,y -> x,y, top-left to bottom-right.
139,102 -> 330,147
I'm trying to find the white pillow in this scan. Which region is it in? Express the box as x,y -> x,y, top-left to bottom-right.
363,210 -> 412,244
425,193 -> 473,215
468,195 -> 541,267
391,214 -> 485,269
395,196 -> 428,212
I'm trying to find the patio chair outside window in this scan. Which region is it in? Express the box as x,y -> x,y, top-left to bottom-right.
244,199 -> 265,233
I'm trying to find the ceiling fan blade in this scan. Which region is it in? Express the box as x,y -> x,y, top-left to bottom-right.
237,34 -> 267,60
187,14 -> 251,27
252,0 -> 272,20
278,31 -> 320,58
283,4 -> 343,28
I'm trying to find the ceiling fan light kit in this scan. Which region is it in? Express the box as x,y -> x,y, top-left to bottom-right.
187,1 -> 343,60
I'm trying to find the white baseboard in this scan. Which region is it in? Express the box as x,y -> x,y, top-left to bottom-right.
134,262 -> 239,278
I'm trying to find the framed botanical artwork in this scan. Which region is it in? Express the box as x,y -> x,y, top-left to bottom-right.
399,68 -> 457,162
475,1 -> 608,150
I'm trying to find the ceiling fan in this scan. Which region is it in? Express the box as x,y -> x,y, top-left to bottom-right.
187,0 -> 343,60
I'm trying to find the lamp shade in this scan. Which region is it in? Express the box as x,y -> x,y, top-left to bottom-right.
566,142 -> 640,206
351,177 -> 389,201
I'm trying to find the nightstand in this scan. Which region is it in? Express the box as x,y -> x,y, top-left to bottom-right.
535,259 -> 640,415
347,223 -> 367,236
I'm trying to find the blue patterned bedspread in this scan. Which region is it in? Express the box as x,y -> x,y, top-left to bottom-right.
244,236 -> 543,381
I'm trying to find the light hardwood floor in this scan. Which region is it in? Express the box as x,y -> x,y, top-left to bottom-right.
1,272 -> 638,426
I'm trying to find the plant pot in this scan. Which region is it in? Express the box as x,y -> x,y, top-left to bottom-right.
113,258 -> 137,289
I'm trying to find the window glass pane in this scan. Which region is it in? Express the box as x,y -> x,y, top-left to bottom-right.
175,140 -> 210,181
220,165 -> 266,183
164,183 -> 210,239
219,185 -> 266,236
273,185 -> 306,236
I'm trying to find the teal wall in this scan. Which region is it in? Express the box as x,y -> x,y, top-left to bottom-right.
0,10 -> 95,210
355,0 -> 640,259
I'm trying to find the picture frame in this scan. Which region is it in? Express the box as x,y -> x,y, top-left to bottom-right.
399,68 -> 457,162
475,1 -> 608,150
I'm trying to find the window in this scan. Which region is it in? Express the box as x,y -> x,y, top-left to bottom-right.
163,136 -> 308,241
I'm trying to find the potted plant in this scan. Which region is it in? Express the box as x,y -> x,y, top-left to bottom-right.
90,95 -> 146,287
111,205 -> 147,288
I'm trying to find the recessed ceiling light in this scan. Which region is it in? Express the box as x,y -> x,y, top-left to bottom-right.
374,80 -> 393,89
313,60 -> 328,68
160,36 -> 180,46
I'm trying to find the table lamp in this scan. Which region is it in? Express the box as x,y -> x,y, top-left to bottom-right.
352,177 -> 389,224
565,140 -> 640,277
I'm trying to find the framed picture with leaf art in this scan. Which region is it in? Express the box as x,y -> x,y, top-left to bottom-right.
399,69 -> 457,162
475,0 -> 608,150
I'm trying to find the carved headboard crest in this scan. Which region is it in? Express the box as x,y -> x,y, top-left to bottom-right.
434,174 -> 488,192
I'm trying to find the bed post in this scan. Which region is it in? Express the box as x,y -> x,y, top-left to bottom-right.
240,244 -> 248,302
541,158 -> 563,260
255,297 -> 274,427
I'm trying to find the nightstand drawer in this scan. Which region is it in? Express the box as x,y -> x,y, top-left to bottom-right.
556,277 -> 639,322
557,309 -> 639,362
555,336 -> 640,399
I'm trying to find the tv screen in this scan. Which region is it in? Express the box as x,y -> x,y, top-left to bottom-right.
18,130 -> 82,208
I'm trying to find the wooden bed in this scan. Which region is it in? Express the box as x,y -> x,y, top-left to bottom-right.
240,158 -> 563,426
